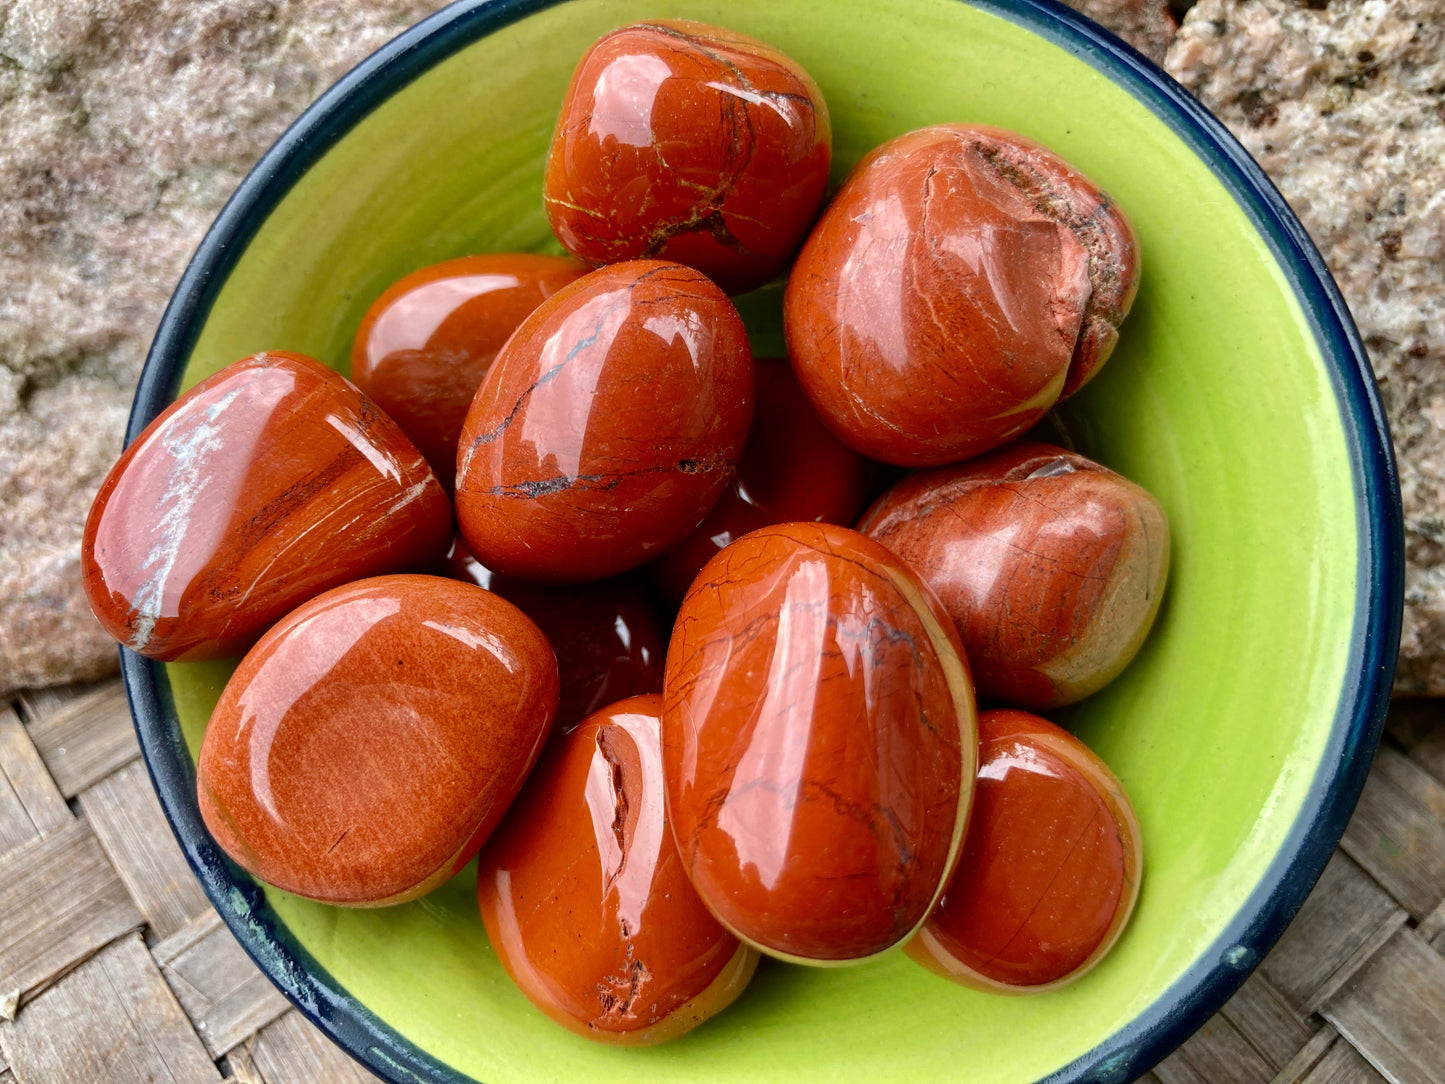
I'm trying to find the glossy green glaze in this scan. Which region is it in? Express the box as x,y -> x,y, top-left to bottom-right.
166,0 -> 1357,1080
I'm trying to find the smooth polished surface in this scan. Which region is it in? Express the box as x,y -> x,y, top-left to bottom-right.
649,357 -> 870,604
351,254 -> 587,486
859,441 -> 1170,708
662,522 -> 977,964
456,260 -> 753,582
82,351 -> 451,662
908,709 -> 1142,992
478,695 -> 758,1044
785,124 -> 1140,466
441,535 -> 665,730
544,20 -> 830,295
197,574 -> 559,906
132,0 -> 1387,1081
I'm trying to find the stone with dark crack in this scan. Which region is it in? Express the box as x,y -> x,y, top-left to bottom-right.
783,124 -> 1140,467
544,19 -> 831,296
455,260 -> 754,584
477,694 -> 758,1044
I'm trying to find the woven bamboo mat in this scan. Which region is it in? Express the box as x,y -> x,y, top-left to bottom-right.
0,680 -> 1441,1084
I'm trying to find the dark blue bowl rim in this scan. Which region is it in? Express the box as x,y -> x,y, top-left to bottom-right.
120,1 -> 1405,1082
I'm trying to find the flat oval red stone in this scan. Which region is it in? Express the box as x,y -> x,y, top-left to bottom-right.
906,708 -> 1142,991
351,254 -> 587,486
858,441 -> 1169,708
82,351 -> 452,661
440,535 -> 665,732
197,574 -> 559,907
545,20 -> 830,295
662,522 -> 977,964
784,125 -> 1140,466
479,695 -> 758,1044
649,357 -> 870,605
455,260 -> 753,583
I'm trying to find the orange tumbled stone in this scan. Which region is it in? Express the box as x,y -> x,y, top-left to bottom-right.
545,20 -> 830,295
858,441 -> 1169,708
456,260 -> 753,583
197,574 -> 559,907
479,695 -> 758,1044
785,125 -> 1139,466
82,351 -> 452,661
351,253 -> 587,487
662,522 -> 978,964
906,708 -> 1142,991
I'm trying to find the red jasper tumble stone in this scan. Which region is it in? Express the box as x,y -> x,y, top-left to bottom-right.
784,124 -> 1140,466
440,535 -> 665,732
649,356 -> 871,605
351,254 -> 587,487
478,695 -> 759,1044
662,522 -> 978,964
544,20 -> 831,295
906,709 -> 1142,991
455,260 -> 753,583
81,351 -> 452,662
197,575 -> 560,907
858,441 -> 1170,708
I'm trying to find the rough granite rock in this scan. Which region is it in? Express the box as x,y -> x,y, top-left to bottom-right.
1166,0 -> 1445,695
1066,0 -> 1178,63
0,0 -> 448,698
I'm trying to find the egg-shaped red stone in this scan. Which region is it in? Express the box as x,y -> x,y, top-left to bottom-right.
455,260 -> 753,583
479,695 -> 758,1044
197,574 -> 559,907
663,522 -> 978,964
784,125 -> 1140,466
82,351 -> 452,662
440,535 -> 665,732
351,254 -> 587,487
858,441 -> 1169,708
649,357 -> 871,605
544,20 -> 830,295
906,708 -> 1142,991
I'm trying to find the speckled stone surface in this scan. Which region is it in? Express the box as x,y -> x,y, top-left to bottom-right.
0,0 -> 448,698
1068,0 -> 1177,63
1165,0 -> 1445,694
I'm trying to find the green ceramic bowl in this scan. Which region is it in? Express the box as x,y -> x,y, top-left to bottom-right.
122,1 -> 1403,1081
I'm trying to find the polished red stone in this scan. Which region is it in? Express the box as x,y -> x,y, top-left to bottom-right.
649,357 -> 870,605
858,441 -> 1170,708
544,20 -> 831,295
784,125 -> 1140,466
906,708 -> 1142,991
351,254 -> 587,487
197,574 -> 560,906
440,535 -> 665,732
82,351 -> 452,662
479,695 -> 757,1044
662,522 -> 977,964
455,260 -> 753,583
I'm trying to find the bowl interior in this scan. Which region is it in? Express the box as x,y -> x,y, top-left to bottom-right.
150,0 -> 1372,1081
